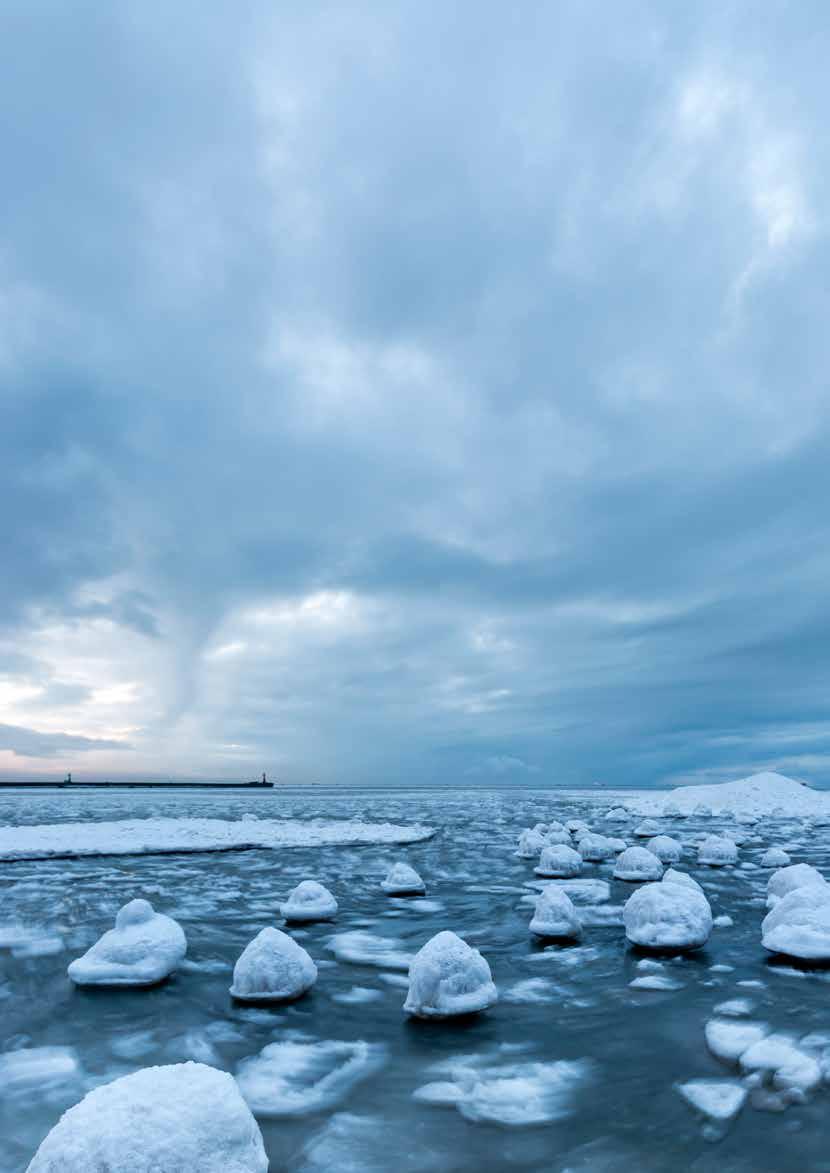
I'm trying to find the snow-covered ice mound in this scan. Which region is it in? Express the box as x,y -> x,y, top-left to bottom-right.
761,885 -> 830,960
766,863 -> 826,908
26,1061 -> 267,1172
280,881 -> 338,923
604,807 -> 629,822
403,931 -> 497,1019
613,846 -> 663,882
760,847 -> 791,869
567,819 -> 590,835
645,835 -> 682,863
578,833 -> 616,862
623,882 -> 712,951
381,862 -> 426,895
516,828 -> 547,858
633,819 -> 661,838
236,1038 -> 386,1117
637,772 -> 830,818
529,886 -> 583,940
67,899 -> 186,987
0,817 -> 435,861
662,868 -> 703,892
414,1058 -> 592,1126
534,844 -> 582,878
698,836 -> 738,867
230,928 -> 317,1002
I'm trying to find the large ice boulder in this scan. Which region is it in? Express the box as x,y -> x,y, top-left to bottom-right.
633,819 -> 661,839
403,931 -> 497,1019
760,847 -> 791,869
381,862 -> 426,895
280,880 -> 338,923
529,887 -> 583,940
698,836 -> 738,867
534,844 -> 582,878
761,884 -> 830,960
230,927 -> 317,1002
67,899 -> 186,987
26,1061 -> 267,1172
578,833 -> 616,862
766,863 -> 826,908
645,835 -> 682,863
613,846 -> 663,882
623,882 -> 712,951
662,868 -> 703,892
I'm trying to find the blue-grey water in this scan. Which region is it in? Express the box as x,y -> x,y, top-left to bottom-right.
1,787 -> 828,1172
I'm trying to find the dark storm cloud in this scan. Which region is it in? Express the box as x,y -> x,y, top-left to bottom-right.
2,1 -> 830,784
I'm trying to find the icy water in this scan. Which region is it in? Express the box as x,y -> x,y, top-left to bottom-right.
1,787 -> 829,1173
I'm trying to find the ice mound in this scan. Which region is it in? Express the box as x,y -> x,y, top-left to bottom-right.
529,887 -> 583,940
676,1079 -> 746,1122
381,862 -> 426,895
26,1062 -> 267,1172
762,884 -> 830,960
236,1038 -> 386,1117
534,844 -> 582,878
623,882 -> 712,951
630,772 -> 828,818
578,833 -> 616,862
67,898 -> 186,987
645,835 -> 682,863
281,881 -> 338,923
567,819 -> 590,835
403,931 -> 497,1019
760,847 -> 791,869
414,1057 -> 592,1126
633,819 -> 661,838
766,863 -> 826,907
545,829 -> 572,846
516,828 -> 548,858
230,927 -> 317,1002
662,868 -> 703,892
604,807 -> 629,822
613,846 -> 663,882
698,836 -> 738,867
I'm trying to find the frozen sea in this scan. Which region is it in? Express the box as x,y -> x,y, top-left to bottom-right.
1,786 -> 829,1172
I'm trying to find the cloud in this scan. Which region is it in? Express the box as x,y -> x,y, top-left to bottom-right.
465,756 -> 542,777
0,723 -> 130,759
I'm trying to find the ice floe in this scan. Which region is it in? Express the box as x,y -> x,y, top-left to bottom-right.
534,844 -> 582,878
381,862 -> 426,895
404,931 -> 497,1019
327,931 -> 412,970
280,881 -> 338,923
236,1038 -> 386,1117
26,1062 -> 267,1172
414,1056 -> 592,1125
676,1079 -> 746,1121
0,1046 -> 81,1101
230,927 -> 317,1002
67,898 -> 186,987
613,846 -> 663,882
705,1019 -> 768,1064
529,887 -> 583,940
623,881 -> 712,950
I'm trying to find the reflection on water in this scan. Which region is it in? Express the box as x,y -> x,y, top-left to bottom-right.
1,787 -> 829,1172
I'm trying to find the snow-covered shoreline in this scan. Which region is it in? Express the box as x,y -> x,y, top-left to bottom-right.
0,816 -> 435,862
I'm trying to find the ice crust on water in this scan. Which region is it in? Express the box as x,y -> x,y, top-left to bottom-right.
414,1056 -> 592,1126
645,835 -> 682,863
613,846 -> 663,882
403,931 -> 497,1019
381,862 -> 426,895
662,868 -> 703,892
761,884 -> 830,960
760,847 -> 791,868
766,863 -> 826,907
230,927 -> 317,1002
698,836 -> 738,866
26,1062 -> 267,1173
236,1038 -> 386,1117
327,931 -> 412,970
67,898 -> 186,987
623,882 -> 712,950
280,881 -> 338,923
529,886 -> 583,939
534,843 -> 582,878
0,1047 -> 81,1101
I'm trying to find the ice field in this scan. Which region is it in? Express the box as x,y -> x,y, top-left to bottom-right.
2,778 -> 830,1172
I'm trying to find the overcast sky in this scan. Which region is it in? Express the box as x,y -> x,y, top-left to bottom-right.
2,2 -> 829,787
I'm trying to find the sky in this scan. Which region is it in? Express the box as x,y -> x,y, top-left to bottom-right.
2,1 -> 830,788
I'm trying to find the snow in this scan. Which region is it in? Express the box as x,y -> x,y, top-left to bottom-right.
414,1057 -> 592,1126
676,1080 -> 747,1121
26,1062 -> 267,1173
761,884 -> 830,960
534,844 -> 582,878
613,846 -> 663,882
230,927 -> 317,1002
381,862 -> 426,895
705,1019 -> 768,1064
645,835 -> 682,863
766,863 -> 826,907
623,882 -> 712,950
403,931 -> 498,1019
630,772 -> 830,818
529,886 -> 583,940
327,931 -> 412,971
280,881 -> 338,923
67,898 -> 186,987
760,847 -> 791,868
0,817 -> 435,861
577,833 -> 616,862
662,868 -> 703,892
698,836 -> 738,866
236,1038 -> 386,1117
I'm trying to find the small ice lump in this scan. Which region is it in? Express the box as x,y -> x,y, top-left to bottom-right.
381,862 -> 426,896
280,880 -> 338,923
67,899 -> 186,988
230,927 -> 317,1002
403,931 -> 497,1019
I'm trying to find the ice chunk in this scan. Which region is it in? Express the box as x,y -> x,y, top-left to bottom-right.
281,881 -> 338,923
566,819 -> 590,835
604,807 -> 629,822
698,836 -> 738,867
623,881 -> 712,950
760,847 -> 791,868
534,844 -> 582,878
705,1019 -> 768,1064
230,927 -> 317,1002
613,846 -> 663,882
766,863 -> 826,908
529,887 -> 583,940
633,819 -> 661,838
676,1079 -> 747,1121
761,883 -> 830,960
578,833 -> 616,862
26,1061 -> 267,1172
629,975 -> 684,991
236,1039 -> 386,1117
67,898 -> 186,987
516,828 -> 547,858
403,931 -> 497,1019
645,835 -> 682,863
381,862 -> 426,896
714,999 -> 752,1017
662,868 -> 703,892
739,1035 -> 822,1092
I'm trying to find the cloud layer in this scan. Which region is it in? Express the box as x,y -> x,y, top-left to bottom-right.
2,1 -> 830,786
